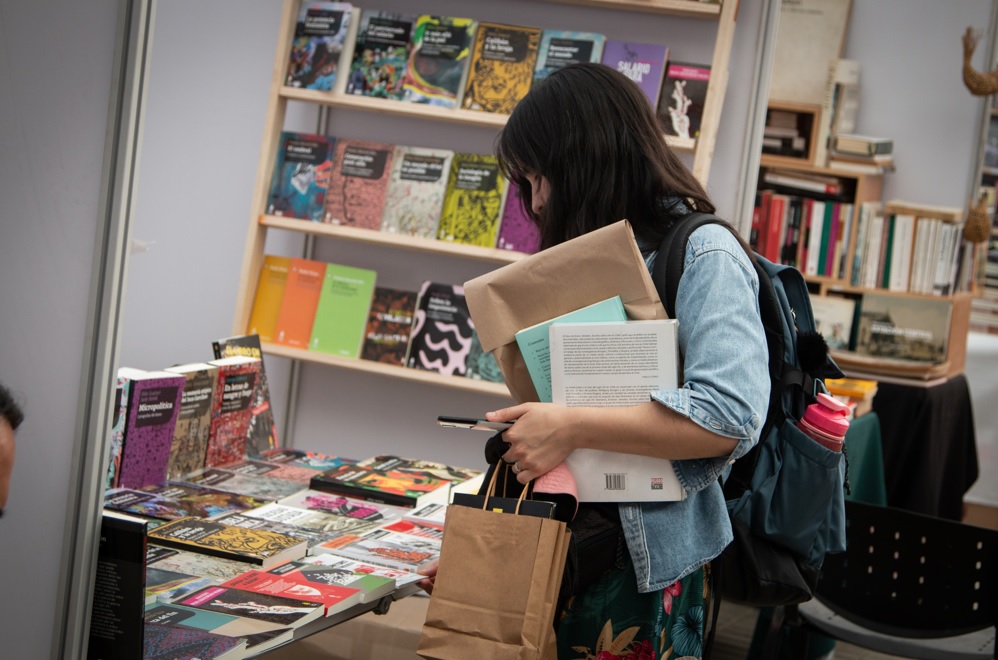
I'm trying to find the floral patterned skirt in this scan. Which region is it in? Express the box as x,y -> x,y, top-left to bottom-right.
556,555 -> 710,660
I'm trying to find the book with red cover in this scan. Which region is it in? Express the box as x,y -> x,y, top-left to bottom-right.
204,356 -> 261,467
323,139 -> 395,230
221,569 -> 363,617
272,258 -> 326,348
212,333 -> 280,456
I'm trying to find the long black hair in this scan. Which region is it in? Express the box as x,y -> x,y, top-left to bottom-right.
495,62 -> 715,251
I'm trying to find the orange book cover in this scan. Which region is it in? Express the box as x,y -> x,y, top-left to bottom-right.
247,255 -> 292,343
273,258 -> 326,348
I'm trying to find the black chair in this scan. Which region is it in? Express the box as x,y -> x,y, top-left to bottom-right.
762,500 -> 997,659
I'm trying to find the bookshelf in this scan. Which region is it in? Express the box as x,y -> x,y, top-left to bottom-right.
233,0 -> 741,396
970,97 -> 998,334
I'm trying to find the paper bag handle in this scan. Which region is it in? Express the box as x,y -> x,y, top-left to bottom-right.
483,463 -> 531,515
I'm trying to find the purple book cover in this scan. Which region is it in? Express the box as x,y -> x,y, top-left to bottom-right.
496,180 -> 541,253
405,281 -> 474,376
600,40 -> 669,109
143,622 -> 245,660
323,139 -> 395,229
118,371 -> 186,489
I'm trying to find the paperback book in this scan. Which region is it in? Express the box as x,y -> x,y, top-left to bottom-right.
465,329 -> 504,383
144,600 -> 293,641
239,502 -> 381,536
163,362 -> 220,481
533,30 -> 605,83
146,546 -> 257,583
147,516 -> 307,569
380,518 -> 444,540
401,15 -> 477,108
180,467 -> 305,502
658,62 -> 711,140
600,40 -> 669,109
495,180 -> 541,254
308,262 -> 378,358
116,368 -> 186,489
312,528 -> 441,572
296,553 -> 423,590
354,455 -> 483,494
345,10 -> 416,101
402,502 -> 447,530
141,621 -> 246,660
105,370 -> 132,489
284,1 -> 355,91
359,286 -> 418,366
204,356 -> 261,467
253,448 -> 354,472
380,145 -> 454,238
144,566 -> 218,606
272,556 -> 397,603
221,569 -> 363,617
209,511 -> 336,550
277,489 -> 406,525
175,585 -> 323,629
462,22 -> 541,114
212,333 -> 280,456
104,484 -> 267,521
323,139 -> 395,230
273,258 -> 326,349
309,463 -> 451,509
218,458 -> 321,484
437,153 -> 505,246
88,510 -> 148,660
266,132 -> 335,221
405,281 -> 475,377
245,256 -> 291,344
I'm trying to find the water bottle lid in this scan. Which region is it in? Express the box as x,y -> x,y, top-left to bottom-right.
802,393 -> 850,436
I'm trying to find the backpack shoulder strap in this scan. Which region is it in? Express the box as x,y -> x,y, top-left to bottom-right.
652,212 -> 724,319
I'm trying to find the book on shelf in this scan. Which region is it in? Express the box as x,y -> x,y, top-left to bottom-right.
218,458 -> 320,484
104,483 -> 268,522
145,565 -> 219,605
344,10 -> 416,101
311,527 -> 441,572
221,568 -> 362,617
105,371 -> 130,489
88,510 -> 148,660
658,61 -> 710,140
212,333 -> 280,456
144,600 -> 294,646
115,368 -> 186,489
309,463 -> 451,509
277,488 -> 406,525
180,467 -> 305,502
854,292 -> 953,364
237,502 -> 381,536
401,15 -> 477,109
146,546 -> 258,582
147,516 -> 308,569
762,169 -> 844,196
514,295 -> 628,403
308,262 -> 378,358
204,356 -> 261,467
246,256 -> 291,344
284,1 -> 356,92
277,555 -> 398,603
253,447 -> 355,472
323,139 -> 395,230
886,213 -> 916,292
266,132 -> 335,222
404,281 -> 475,377
437,153 -> 506,247
209,511 -> 338,550
550,319 -> 686,502
495,180 -> 541,253
462,22 -> 541,114
354,455 -> 484,496
174,584 -> 324,629
162,362 -> 220,481
832,134 -> 893,157
359,286 -> 418,366
379,145 -> 454,238
810,294 -> 857,351
533,30 -> 605,83
814,58 -> 860,166
142,621 -> 247,660
273,258 -> 326,348
827,154 -> 895,174
600,40 -> 669,110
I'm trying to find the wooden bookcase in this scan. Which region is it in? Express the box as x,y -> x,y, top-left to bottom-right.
758,155 -> 973,378
234,0 -> 740,397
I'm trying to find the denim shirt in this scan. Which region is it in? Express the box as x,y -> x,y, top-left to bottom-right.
620,223 -> 770,592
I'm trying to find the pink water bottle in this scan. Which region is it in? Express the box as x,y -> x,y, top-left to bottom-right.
797,393 -> 850,452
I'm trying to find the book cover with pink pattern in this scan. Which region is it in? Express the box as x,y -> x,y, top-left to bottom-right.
323,139 -> 394,229
204,356 -> 261,467
116,369 -> 186,489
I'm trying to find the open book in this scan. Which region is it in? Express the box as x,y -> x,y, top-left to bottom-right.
550,320 -> 685,503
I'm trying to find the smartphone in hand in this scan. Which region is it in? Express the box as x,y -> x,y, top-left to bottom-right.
436,416 -> 513,432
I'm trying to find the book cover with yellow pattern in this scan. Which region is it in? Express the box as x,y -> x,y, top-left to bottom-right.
461,22 -> 541,114
147,517 -> 307,568
437,153 -> 505,247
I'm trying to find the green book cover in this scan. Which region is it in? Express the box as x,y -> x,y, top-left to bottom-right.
818,201 -> 834,276
881,215 -> 896,289
514,296 -> 627,402
309,263 -> 378,358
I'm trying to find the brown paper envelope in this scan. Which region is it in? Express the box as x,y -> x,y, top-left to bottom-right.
465,220 -> 667,402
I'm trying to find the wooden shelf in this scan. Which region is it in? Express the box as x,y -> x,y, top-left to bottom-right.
261,342 -> 513,398
759,154 -> 882,179
260,215 -> 529,264
539,0 -> 722,18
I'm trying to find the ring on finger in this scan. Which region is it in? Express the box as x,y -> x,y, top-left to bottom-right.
512,462 -> 523,474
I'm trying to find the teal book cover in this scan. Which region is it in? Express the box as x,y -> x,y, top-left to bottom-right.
309,263 -> 378,358
514,296 -> 627,402
533,30 -> 605,83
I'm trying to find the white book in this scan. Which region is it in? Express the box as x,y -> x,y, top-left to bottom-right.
805,200 -> 825,276
549,320 -> 685,503
888,214 -> 915,292
932,222 -> 956,296
864,213 -> 885,289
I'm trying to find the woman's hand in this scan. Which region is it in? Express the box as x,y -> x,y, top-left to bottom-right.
487,403 -> 579,483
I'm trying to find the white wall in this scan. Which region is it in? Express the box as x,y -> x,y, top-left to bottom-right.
0,1 -> 119,657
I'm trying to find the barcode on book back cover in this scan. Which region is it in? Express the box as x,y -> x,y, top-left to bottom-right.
604,473 -> 625,491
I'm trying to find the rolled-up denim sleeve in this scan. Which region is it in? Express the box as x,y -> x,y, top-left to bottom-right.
650,225 -> 770,492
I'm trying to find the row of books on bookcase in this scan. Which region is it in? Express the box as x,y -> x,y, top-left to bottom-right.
249,256 -> 503,384
269,133 -> 540,251
95,444 -> 485,658
282,2 -> 710,137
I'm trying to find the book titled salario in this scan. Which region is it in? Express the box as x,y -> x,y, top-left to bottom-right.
147,516 -> 307,569
601,39 -> 669,109
437,153 -> 506,247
